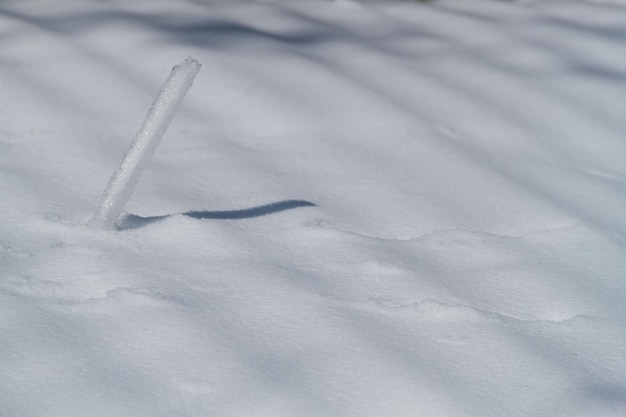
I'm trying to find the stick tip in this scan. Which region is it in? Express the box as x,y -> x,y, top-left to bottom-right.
179,56 -> 202,73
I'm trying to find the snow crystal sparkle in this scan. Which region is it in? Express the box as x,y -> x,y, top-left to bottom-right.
89,57 -> 202,230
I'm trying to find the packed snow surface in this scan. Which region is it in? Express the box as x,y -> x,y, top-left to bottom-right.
1,0 -> 626,416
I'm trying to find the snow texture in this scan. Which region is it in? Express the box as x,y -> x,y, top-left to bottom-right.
89,57 -> 201,229
1,0 -> 626,416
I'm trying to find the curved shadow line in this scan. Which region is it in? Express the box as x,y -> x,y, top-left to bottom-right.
184,200 -> 316,219
117,200 -> 316,230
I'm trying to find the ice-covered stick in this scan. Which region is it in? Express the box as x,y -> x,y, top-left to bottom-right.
89,57 -> 202,230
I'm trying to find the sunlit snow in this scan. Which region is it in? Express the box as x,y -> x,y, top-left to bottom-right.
1,0 -> 626,416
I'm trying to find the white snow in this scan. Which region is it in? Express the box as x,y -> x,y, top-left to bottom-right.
1,0 -> 626,416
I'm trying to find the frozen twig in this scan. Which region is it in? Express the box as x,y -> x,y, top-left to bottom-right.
89,57 -> 202,230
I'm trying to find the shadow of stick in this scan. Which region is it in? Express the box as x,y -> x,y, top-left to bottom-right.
116,200 -> 316,230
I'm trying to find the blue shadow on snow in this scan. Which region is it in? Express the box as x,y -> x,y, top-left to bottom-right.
116,200 -> 316,230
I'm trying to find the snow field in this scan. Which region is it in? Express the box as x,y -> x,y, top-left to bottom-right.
1,0 -> 626,416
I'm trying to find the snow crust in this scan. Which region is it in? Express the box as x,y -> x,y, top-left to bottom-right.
1,0 -> 626,416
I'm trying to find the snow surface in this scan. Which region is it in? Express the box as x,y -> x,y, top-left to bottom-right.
1,0 -> 626,416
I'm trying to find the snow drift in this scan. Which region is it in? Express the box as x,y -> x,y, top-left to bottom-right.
1,0 -> 626,416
